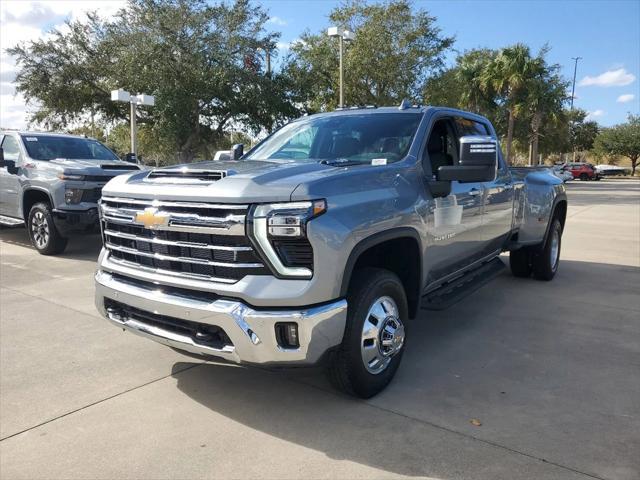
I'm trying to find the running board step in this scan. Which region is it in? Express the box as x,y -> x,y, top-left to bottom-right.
421,257 -> 506,311
0,215 -> 24,226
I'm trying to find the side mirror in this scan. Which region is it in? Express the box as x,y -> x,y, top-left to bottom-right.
0,147 -> 19,175
231,143 -> 244,160
437,136 -> 497,183
125,152 -> 138,164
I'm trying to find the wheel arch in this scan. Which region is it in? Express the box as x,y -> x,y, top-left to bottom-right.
340,227 -> 423,319
22,188 -> 54,221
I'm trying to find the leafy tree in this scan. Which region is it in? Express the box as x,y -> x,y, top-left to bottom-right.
523,64 -> 568,164
594,114 -> 640,175
284,0 -> 454,111
480,43 -> 545,164
9,0 -> 298,163
569,109 -> 599,153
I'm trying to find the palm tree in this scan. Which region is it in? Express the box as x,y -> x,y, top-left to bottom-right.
455,49 -> 496,113
525,68 -> 568,165
481,44 -> 540,164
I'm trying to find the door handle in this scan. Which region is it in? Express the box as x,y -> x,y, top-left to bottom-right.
469,188 -> 481,196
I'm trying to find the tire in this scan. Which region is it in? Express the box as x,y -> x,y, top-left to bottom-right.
509,247 -> 532,277
579,173 -> 589,181
327,268 -> 408,398
531,218 -> 562,281
28,202 -> 68,255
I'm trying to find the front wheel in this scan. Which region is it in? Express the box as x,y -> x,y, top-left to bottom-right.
327,268 -> 408,398
28,202 -> 68,255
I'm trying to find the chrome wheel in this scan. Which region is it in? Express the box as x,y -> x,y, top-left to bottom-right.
550,228 -> 560,272
360,295 -> 405,375
31,211 -> 50,249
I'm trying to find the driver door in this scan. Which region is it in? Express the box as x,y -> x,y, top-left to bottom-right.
0,134 -> 23,218
421,117 -> 486,284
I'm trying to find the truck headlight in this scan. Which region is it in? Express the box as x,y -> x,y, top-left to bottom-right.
249,200 -> 326,279
64,188 -> 84,204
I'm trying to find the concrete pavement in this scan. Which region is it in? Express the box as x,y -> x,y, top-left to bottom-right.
1,179 -> 638,479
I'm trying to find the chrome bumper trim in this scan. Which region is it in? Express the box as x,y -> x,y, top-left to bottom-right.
95,270 -> 348,365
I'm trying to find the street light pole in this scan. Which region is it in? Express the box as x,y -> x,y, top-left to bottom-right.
111,89 -> 155,162
338,35 -> 344,108
130,100 -> 137,155
569,57 -> 582,161
570,56 -> 582,110
327,27 -> 355,108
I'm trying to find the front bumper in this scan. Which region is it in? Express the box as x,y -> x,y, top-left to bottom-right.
95,270 -> 348,365
53,207 -> 99,233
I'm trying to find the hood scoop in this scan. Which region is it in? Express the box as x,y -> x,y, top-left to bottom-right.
145,168 -> 231,184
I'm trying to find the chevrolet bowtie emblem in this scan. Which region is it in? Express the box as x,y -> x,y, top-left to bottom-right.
135,207 -> 169,229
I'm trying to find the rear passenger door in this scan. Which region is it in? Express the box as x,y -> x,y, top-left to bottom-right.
421,116 -> 486,283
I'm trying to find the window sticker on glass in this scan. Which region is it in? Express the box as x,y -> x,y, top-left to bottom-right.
25,137 -> 38,142
371,158 -> 387,166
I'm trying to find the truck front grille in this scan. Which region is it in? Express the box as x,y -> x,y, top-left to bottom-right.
100,196 -> 269,283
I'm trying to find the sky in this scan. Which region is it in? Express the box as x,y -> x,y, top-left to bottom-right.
1,0 -> 639,129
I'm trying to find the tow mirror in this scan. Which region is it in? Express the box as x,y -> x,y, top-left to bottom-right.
0,147 -> 19,175
231,143 -> 244,160
436,136 -> 498,183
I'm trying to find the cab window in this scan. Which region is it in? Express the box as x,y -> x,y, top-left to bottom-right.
454,117 -> 489,136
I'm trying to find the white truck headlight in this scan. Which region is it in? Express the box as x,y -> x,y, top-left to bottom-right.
250,200 -> 326,278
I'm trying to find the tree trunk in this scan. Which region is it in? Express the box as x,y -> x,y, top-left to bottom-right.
505,108 -> 515,165
530,111 -> 541,166
631,156 -> 638,176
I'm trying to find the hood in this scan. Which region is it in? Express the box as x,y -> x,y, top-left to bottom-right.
102,159 -> 357,203
49,158 -> 141,176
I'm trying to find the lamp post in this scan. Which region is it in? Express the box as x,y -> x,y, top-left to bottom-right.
570,56 -> 582,110
111,89 -> 155,161
327,27 -> 355,108
569,57 -> 582,161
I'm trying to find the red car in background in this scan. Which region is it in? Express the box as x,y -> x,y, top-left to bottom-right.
568,162 -> 602,181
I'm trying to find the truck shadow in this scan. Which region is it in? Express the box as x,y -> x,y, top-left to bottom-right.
170,258 -> 639,478
0,226 -> 102,262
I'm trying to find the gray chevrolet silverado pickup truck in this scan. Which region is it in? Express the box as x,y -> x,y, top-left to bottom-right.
0,131 -> 139,254
95,106 -> 567,397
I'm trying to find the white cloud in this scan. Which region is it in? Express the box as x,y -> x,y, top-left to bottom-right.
578,68 -> 636,87
617,93 -> 635,103
267,16 -> 287,26
0,1 -> 126,129
276,38 -> 305,51
586,109 -> 606,120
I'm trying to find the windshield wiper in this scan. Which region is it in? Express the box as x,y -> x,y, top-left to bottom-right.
319,158 -> 364,167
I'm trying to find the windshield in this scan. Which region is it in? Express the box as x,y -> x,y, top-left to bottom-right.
245,113 -> 422,164
21,135 -> 119,161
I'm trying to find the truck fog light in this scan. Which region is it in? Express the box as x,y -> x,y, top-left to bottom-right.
275,322 -> 299,349
65,188 -> 84,204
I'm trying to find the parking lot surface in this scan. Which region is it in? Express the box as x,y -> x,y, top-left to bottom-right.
1,179 -> 639,480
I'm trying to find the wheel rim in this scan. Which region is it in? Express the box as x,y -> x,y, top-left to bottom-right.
360,295 -> 405,375
30,211 -> 50,249
550,228 -> 560,271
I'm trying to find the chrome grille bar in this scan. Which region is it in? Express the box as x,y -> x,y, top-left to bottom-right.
103,229 -> 252,251
105,242 -> 263,268
106,256 -> 239,284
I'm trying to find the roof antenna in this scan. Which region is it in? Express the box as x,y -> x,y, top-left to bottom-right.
398,99 -> 412,110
